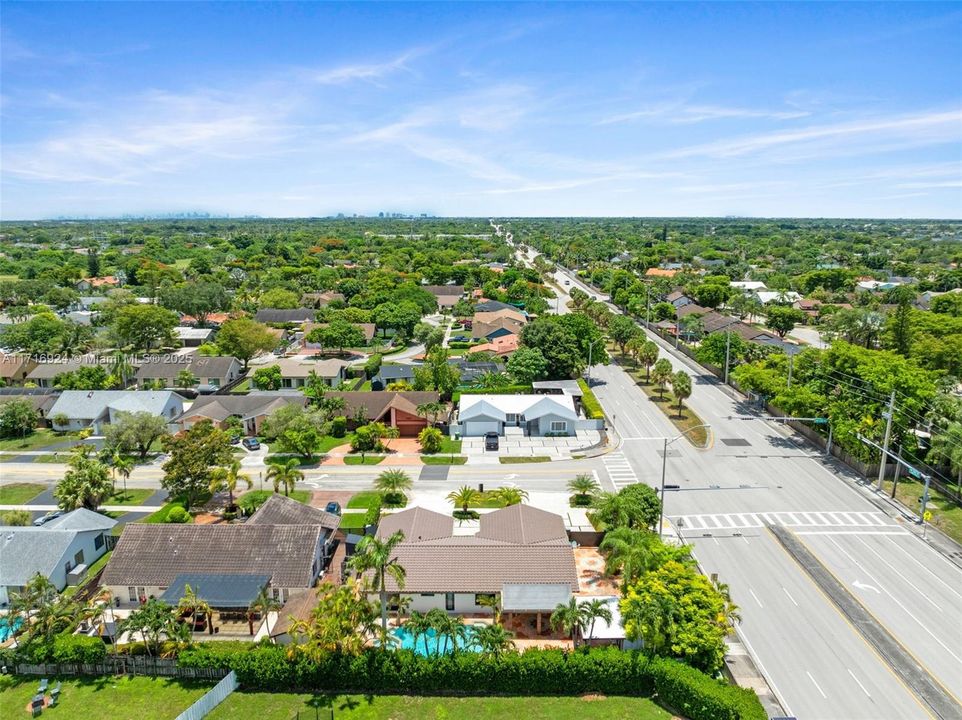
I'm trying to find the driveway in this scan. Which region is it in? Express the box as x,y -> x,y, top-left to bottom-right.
461,431 -> 601,462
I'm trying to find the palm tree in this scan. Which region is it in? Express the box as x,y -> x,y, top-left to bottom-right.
424,608 -> 449,656
492,486 -> 528,506
347,530 -> 407,633
176,583 -> 212,634
625,336 -> 645,368
600,527 -> 693,585
447,485 -> 479,514
474,623 -> 515,658
209,459 -> 252,510
550,597 -> 587,645
437,614 -> 471,656
579,598 -> 613,642
373,469 -> 412,506
477,593 -> 503,624
416,401 -> 446,427
639,341 -> 659,383
623,592 -> 678,657
115,456 -> 134,499
567,474 -> 600,505
249,587 -> 282,639
929,421 -> 962,494
670,370 -> 692,417
714,581 -> 741,627
404,610 -> 433,656
266,458 -> 303,497
652,358 -> 672,400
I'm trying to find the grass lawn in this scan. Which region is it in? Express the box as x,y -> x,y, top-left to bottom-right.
32,454 -> 74,463
357,380 -> 372,391
318,433 -> 354,453
0,482 -> 46,504
421,455 -> 468,465
344,455 -> 385,465
207,693 -> 672,720
339,512 -> 367,530
141,500 -> 191,524
500,456 -> 552,464
466,491 -> 513,508
883,477 -> 962,545
0,675 -> 210,720
346,490 -> 382,509
437,437 -> 463,454
106,488 -> 155,506
229,378 -> 251,393
288,489 -> 312,504
0,429 -> 81,452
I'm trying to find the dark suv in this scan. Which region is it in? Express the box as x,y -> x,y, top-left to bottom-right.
484,432 -> 500,451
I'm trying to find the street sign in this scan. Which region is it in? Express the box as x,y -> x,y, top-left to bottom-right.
923,510 -> 933,522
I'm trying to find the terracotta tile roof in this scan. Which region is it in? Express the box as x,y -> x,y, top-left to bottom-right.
377,507 -> 453,543
477,504 -> 570,546
471,335 -> 519,356
645,268 -> 678,278
102,523 -> 322,588
327,391 -> 441,422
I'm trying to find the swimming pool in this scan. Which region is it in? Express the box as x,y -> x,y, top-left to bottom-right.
390,626 -> 481,655
0,616 -> 23,642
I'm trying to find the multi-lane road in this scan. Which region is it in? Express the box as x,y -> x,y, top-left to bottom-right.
522,240 -> 962,720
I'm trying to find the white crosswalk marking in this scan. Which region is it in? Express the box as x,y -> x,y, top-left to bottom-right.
603,452 -> 639,488
676,510 -> 899,532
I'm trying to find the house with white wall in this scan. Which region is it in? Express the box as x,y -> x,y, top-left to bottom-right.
368,505 -> 578,630
0,509 -> 116,605
46,390 -> 184,433
455,393 -> 579,437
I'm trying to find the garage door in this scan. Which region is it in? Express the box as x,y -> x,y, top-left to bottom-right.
396,421 -> 424,437
464,421 -> 500,437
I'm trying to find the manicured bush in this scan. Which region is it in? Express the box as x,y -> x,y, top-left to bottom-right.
165,506 -> 190,523
331,416 -> 347,438
52,634 -> 108,664
577,378 -> 605,420
176,646 -> 765,720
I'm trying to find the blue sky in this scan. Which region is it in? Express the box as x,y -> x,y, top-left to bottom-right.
2,2 -> 960,219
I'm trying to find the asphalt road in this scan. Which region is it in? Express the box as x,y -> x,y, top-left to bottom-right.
539,255 -> 962,720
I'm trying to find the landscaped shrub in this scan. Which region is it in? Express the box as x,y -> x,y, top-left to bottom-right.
165,506 -> 190,523
331,416 -> 347,438
176,646 -> 765,720
577,378 -> 605,420
51,634 -> 108,664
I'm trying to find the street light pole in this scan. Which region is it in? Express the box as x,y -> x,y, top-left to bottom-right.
658,424 -> 711,538
724,330 -> 731,385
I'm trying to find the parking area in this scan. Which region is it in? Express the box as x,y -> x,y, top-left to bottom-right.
461,430 -> 601,461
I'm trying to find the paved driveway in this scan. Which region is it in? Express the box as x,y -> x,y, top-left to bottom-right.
461,431 -> 601,461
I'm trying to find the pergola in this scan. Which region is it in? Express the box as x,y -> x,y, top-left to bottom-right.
501,583 -> 572,634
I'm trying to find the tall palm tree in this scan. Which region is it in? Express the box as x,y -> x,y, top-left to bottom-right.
474,623 -> 515,658
623,592 -> 678,657
447,485 -> 479,514
347,530 -> 407,633
416,401 -> 446,427
714,581 -> 741,627
599,527 -> 692,585
492,486 -> 528,506
249,587 -> 282,639
115,456 -> 134,499
404,610 -> 433,656
550,597 -> 587,646
373,469 -> 412,506
437,614 -> 471,655
176,584 -> 212,633
266,458 -> 303,497
567,474 -> 600,505
209,458 -> 252,509
579,598 -> 613,642
639,341 -> 659,383
477,593 -> 503,624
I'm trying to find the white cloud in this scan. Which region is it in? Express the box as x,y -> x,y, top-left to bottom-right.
310,48 -> 426,85
599,102 -> 809,126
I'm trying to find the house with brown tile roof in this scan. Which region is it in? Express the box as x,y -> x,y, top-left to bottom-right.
327,390 -> 443,436
301,291 -> 345,308
366,504 -> 578,620
102,522 -> 327,606
645,267 -> 678,278
173,393 -> 306,435
471,309 -> 527,341
0,353 -> 38,385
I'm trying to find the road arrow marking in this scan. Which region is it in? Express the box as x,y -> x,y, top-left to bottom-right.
504,474 -> 519,480
852,580 -> 880,594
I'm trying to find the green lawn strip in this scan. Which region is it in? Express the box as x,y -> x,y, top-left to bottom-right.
345,491 -> 383,510
317,433 -> 354,453
0,482 -> 46,504
31,454 -> 73,463
339,512 -> 367,530
229,379 -> 251,393
883,477 -> 962,545
628,369 -> 707,447
357,380 -> 372,391
0,675 -> 211,720
207,693 -> 672,720
344,455 -> 385,465
421,455 -> 467,465
500,456 -> 552,464
436,437 -> 462,454
0,429 -> 81,452
288,490 -> 312,504
105,488 -> 155,506
62,550 -> 114,598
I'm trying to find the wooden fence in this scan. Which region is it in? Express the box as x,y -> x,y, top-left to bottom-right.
13,656 -> 228,681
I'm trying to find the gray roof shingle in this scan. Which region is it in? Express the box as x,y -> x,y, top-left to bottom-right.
247,494 -> 340,531
0,528 -> 76,587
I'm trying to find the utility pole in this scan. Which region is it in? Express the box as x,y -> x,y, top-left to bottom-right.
877,390 -> 896,491
724,330 -> 732,385
787,353 -> 794,389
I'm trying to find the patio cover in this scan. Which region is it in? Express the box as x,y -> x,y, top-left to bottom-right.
502,582 -> 572,612
160,573 -> 270,608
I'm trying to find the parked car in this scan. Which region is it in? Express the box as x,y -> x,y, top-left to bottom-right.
33,510 -> 65,527
564,279 -> 570,285
452,335 -> 469,342
229,435 -> 241,445
325,501 -> 342,515
242,437 -> 261,451
484,432 -> 500,451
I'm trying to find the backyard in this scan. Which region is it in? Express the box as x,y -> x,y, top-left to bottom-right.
206,692 -> 673,720
0,676 -> 210,720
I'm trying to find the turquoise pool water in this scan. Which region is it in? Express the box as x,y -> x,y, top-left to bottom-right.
390,626 -> 481,655
0,617 -> 23,642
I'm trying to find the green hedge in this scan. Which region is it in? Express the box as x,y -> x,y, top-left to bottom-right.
14,635 -> 107,664
459,384 -> 533,395
177,646 -> 764,720
577,379 -> 605,420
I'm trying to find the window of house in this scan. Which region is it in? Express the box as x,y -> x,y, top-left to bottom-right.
94,533 -> 104,550
420,593 -> 435,597
445,593 -> 455,611
128,586 -> 137,602
550,421 -> 568,432
74,549 -> 84,566
506,413 -> 518,423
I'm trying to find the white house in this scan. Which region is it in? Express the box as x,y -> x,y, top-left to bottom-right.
753,290 -> 802,306
47,390 -> 184,433
857,279 -> 901,292
730,281 -> 768,293
0,509 -> 116,605
456,393 -> 579,437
